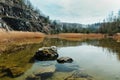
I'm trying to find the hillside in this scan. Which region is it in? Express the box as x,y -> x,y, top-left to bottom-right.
0,0 -> 52,34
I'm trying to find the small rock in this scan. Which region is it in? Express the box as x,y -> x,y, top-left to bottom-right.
57,57 -> 73,63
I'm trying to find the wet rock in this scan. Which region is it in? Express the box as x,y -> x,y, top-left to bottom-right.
57,57 -> 73,63
34,46 -> 58,61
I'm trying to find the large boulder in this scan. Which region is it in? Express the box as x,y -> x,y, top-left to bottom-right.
57,57 -> 73,63
34,46 -> 58,61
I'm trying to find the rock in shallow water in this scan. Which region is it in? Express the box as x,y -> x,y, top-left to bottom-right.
34,46 -> 58,61
57,57 -> 73,63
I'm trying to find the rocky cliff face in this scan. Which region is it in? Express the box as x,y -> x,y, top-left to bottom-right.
0,0 -> 52,33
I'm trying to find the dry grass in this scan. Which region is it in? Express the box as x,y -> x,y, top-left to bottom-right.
0,29 -> 45,53
46,33 -> 105,41
0,29 -> 45,42
56,33 -> 105,41
58,33 -> 104,38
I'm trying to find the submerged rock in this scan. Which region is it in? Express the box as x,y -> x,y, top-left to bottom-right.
26,74 -> 41,80
55,63 -> 79,72
34,46 -> 58,61
65,70 -> 93,80
26,65 -> 55,80
57,57 -> 73,63
34,65 -> 56,75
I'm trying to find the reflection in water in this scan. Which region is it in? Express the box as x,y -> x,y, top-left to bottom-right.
0,38 -> 120,80
96,39 -> 120,61
40,38 -> 83,47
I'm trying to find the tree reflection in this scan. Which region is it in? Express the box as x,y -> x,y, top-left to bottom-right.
97,39 -> 120,61
40,38 -> 83,47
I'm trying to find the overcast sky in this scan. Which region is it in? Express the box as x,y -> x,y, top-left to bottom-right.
29,0 -> 120,24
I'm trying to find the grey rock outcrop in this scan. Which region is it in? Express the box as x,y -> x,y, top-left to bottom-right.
0,0 -> 52,33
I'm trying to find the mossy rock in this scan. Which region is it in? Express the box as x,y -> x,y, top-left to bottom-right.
0,64 -> 24,77
8,67 -> 24,78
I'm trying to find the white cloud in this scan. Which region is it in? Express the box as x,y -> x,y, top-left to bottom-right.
30,0 -> 120,24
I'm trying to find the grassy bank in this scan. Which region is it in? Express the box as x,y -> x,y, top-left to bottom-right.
0,30 -> 45,53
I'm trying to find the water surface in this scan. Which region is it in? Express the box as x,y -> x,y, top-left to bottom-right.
0,38 -> 120,80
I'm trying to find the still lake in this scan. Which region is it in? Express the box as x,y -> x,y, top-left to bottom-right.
0,38 -> 120,80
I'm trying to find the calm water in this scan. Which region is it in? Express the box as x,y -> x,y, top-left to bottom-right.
0,38 -> 120,80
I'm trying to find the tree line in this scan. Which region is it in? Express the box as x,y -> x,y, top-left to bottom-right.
50,20 -> 101,34
98,11 -> 120,35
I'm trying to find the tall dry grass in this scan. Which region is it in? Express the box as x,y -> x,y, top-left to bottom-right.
0,29 -> 45,53
0,30 -> 45,42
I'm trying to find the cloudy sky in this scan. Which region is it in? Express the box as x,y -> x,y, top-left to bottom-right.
29,0 -> 120,24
